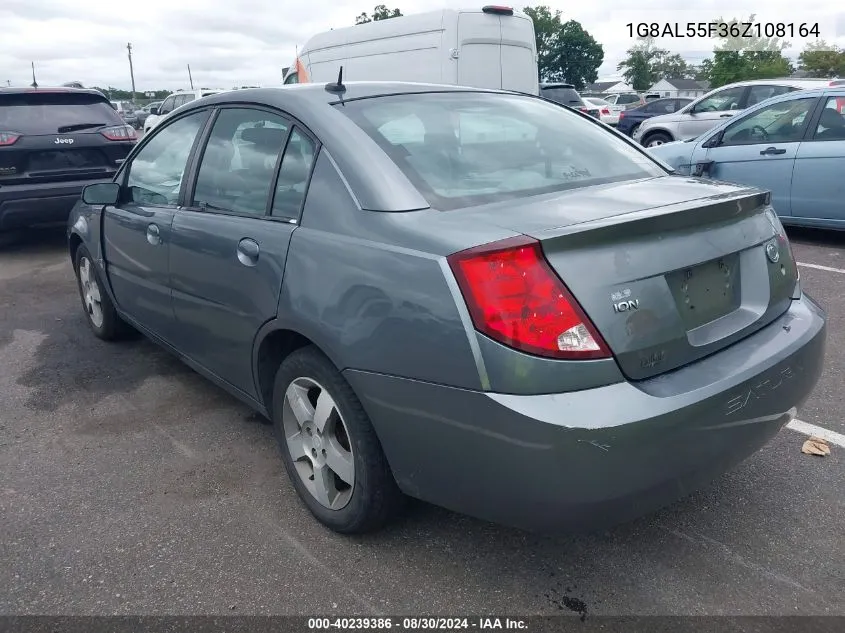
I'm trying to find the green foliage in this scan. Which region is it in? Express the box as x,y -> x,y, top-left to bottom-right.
698,15 -> 793,87
523,5 -> 603,89
798,41 -> 845,78
355,5 -> 402,25
616,38 -> 673,91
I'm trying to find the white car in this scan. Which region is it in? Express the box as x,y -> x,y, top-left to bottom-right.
584,97 -> 617,125
143,88 -> 224,134
633,78 -> 833,147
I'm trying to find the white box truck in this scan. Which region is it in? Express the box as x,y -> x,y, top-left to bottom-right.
282,6 -> 539,95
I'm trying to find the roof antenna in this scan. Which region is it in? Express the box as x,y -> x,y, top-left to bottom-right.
325,66 -> 346,94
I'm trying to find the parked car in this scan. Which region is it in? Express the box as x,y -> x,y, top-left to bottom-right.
617,97 -> 693,137
68,82 -> 825,535
633,78 -> 832,147
540,83 -> 597,118
110,100 -> 140,129
583,97 -> 617,125
135,101 -> 162,129
0,87 -> 136,235
283,6 -> 538,95
642,93 -> 662,102
648,87 -> 845,230
143,89 -> 224,134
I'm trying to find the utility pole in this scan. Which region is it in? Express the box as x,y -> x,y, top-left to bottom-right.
30,62 -> 38,88
187,64 -> 194,90
127,43 -> 136,101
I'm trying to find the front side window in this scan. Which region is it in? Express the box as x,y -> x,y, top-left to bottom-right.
192,108 -> 290,216
159,96 -> 176,115
694,86 -> 745,113
284,72 -> 299,85
812,97 -> 845,140
336,92 -> 665,211
721,97 -> 817,146
125,111 -> 209,206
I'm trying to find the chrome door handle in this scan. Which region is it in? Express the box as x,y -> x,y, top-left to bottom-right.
146,223 -> 161,245
237,238 -> 259,267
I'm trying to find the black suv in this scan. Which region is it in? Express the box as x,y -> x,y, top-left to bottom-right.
539,83 -> 597,119
0,87 -> 137,234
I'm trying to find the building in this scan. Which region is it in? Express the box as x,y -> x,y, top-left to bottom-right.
582,80 -> 634,94
648,78 -> 709,98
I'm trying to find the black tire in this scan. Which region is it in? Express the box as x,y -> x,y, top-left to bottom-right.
643,131 -> 672,147
272,346 -> 404,534
73,245 -> 131,341
629,123 -> 640,138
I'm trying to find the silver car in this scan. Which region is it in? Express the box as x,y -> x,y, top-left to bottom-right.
634,79 -> 832,147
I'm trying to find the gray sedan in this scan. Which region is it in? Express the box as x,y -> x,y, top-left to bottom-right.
68,82 -> 826,534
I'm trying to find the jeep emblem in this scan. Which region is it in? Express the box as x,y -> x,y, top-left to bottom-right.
54,137 -> 74,145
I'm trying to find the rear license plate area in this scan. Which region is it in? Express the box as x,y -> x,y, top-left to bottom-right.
667,254 -> 741,330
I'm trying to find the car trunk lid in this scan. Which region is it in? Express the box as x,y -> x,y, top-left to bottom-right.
453,177 -> 798,380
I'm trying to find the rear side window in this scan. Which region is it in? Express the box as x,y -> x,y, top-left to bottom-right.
0,92 -> 123,135
336,92 -> 664,211
541,87 -> 583,107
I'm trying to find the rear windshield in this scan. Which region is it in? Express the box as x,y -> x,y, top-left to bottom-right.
541,87 -> 583,106
336,92 -> 664,210
0,92 -> 123,134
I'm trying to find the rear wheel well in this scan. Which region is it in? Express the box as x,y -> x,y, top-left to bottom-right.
256,329 -> 314,417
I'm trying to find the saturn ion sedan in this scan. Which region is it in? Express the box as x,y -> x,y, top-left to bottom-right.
67,81 -> 826,534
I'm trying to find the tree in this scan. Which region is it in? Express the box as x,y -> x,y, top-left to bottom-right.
616,38 -> 666,91
653,53 -> 693,80
698,15 -> 793,87
355,5 -> 402,24
523,6 -> 603,89
798,40 -> 845,78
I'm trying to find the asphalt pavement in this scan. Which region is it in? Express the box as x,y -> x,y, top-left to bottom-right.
1,226 -> 843,616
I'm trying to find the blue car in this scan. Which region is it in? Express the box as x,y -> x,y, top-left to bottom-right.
616,97 -> 692,137
649,87 -> 845,230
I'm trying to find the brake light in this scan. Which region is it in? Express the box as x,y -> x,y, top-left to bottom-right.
100,125 -> 136,141
447,236 -> 611,359
0,131 -> 21,146
601,107 -> 610,115
482,5 -> 514,15
618,111 -> 625,119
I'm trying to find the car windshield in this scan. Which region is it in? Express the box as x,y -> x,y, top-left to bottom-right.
0,92 -> 123,134
336,92 -> 665,211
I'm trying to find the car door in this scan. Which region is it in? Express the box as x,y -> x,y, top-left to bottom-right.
703,95 -> 819,217
169,106 -> 318,398
102,109 -> 210,342
791,95 -> 845,224
158,95 -> 177,117
677,85 -> 747,140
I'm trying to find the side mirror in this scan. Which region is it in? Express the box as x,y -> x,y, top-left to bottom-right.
150,106 -> 159,116
82,182 -> 120,206
701,131 -> 723,149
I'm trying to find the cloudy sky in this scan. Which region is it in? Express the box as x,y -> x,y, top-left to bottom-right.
1,0 -> 842,91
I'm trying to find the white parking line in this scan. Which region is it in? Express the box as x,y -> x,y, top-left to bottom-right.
786,419 -> 845,448
797,262 -> 845,275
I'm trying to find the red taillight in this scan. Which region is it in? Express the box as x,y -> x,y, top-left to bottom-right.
0,131 -> 21,146
100,125 -> 136,141
578,106 -> 588,112
618,111 -> 625,119
601,107 -> 610,115
482,5 -> 514,15
447,236 -> 611,359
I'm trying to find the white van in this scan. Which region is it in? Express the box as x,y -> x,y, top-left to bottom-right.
283,6 -> 539,95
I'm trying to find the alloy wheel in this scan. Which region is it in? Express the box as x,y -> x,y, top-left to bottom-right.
282,377 -> 355,510
78,256 -> 104,328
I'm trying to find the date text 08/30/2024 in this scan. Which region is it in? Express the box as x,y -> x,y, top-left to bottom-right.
626,22 -> 821,39
308,618 -> 528,630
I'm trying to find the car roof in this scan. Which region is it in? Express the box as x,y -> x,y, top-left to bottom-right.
540,83 -> 576,89
0,86 -> 107,98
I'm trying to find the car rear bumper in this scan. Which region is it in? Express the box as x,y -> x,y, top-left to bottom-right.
344,294 -> 826,532
0,178 -> 114,231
